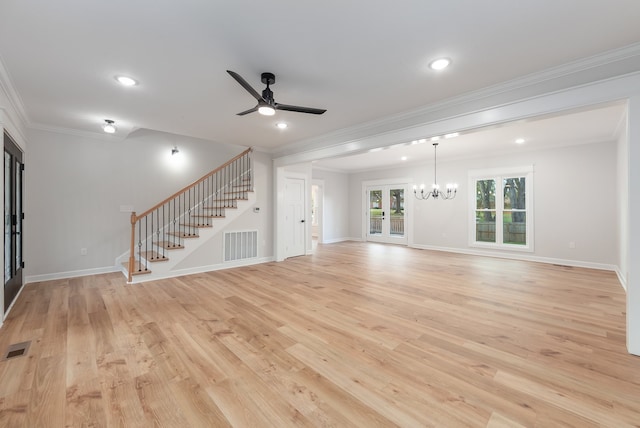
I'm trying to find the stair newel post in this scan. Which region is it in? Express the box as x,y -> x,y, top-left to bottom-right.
128,212 -> 137,283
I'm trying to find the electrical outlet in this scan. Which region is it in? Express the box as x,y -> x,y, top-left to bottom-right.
569,241 -> 576,249
80,248 -> 88,256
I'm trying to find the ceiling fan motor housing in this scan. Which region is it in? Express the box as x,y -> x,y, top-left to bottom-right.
261,72 -> 275,85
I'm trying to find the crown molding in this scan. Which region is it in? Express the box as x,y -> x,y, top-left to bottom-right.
274,42 -> 640,160
0,54 -> 30,129
28,122 -> 127,142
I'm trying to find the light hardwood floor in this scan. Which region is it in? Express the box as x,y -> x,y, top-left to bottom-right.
0,242 -> 639,427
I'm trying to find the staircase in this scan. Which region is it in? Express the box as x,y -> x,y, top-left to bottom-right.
120,148 -> 254,283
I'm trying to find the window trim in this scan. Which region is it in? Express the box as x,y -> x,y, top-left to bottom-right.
468,165 -> 534,252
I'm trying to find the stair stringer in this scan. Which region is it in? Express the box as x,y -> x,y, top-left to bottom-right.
117,191 -> 256,283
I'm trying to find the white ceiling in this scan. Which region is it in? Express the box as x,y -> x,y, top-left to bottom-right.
0,1 -> 639,160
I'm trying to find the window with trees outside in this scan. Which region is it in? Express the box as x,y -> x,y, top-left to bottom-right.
469,166 -> 533,251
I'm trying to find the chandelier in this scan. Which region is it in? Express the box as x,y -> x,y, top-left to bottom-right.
413,142 -> 457,200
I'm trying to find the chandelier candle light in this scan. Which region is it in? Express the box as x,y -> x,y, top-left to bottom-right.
413,142 -> 458,200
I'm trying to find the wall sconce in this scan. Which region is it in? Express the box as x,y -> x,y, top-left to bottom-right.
103,119 -> 116,134
171,146 -> 179,155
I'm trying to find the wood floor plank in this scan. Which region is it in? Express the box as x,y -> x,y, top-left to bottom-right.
97,352 -> 148,427
27,355 -> 65,427
0,242 -> 639,426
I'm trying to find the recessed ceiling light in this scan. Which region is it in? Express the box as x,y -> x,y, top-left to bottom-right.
418,139 -> 427,144
431,136 -> 441,141
115,76 -> 137,86
276,122 -> 288,129
401,156 -> 408,161
444,132 -> 459,139
515,138 -> 525,144
103,119 -> 116,134
429,58 -> 451,70
369,147 -> 384,153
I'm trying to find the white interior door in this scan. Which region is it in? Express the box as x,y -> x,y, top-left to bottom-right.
366,185 -> 407,245
285,177 -> 306,257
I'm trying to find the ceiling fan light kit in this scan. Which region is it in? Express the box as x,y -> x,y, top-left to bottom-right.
227,70 -> 326,117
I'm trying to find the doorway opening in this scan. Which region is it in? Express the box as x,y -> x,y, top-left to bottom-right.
311,181 -> 323,251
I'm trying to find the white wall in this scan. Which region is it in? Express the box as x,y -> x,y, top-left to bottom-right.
173,151 -> 273,269
627,96 -> 640,355
312,169 -> 350,243
25,127 -> 253,279
348,140 -> 618,268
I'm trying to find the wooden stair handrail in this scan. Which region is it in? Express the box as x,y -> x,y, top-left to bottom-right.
133,147 -> 252,222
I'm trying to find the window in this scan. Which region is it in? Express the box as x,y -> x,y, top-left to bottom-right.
469,166 -> 533,251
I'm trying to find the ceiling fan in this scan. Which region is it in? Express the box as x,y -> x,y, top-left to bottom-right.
227,70 -> 326,116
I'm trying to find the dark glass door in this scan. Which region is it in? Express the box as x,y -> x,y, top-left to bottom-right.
4,132 -> 23,311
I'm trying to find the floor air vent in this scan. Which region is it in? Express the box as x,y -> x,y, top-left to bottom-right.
224,230 -> 258,262
3,341 -> 31,361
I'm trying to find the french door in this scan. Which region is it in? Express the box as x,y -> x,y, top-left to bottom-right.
366,184 -> 407,244
4,132 -> 24,311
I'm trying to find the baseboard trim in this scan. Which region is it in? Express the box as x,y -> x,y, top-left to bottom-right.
3,279 -> 28,322
616,267 -> 628,292
129,256 -> 274,284
410,244 -> 619,273
322,237 -> 362,244
25,266 -> 121,284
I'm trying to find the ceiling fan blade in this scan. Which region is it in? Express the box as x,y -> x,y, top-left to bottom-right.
275,103 -> 327,115
236,106 -> 258,116
227,70 -> 264,102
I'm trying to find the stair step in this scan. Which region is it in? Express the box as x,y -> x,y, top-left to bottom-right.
140,251 -> 169,262
155,241 -> 185,250
180,222 -> 213,228
224,191 -> 253,196
190,214 -> 225,219
233,185 -> 252,189
167,231 -> 199,239
123,262 -> 152,276
205,204 -> 237,209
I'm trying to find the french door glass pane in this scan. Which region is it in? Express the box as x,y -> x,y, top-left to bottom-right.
369,189 -> 382,235
15,160 -> 21,267
389,188 -> 404,236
